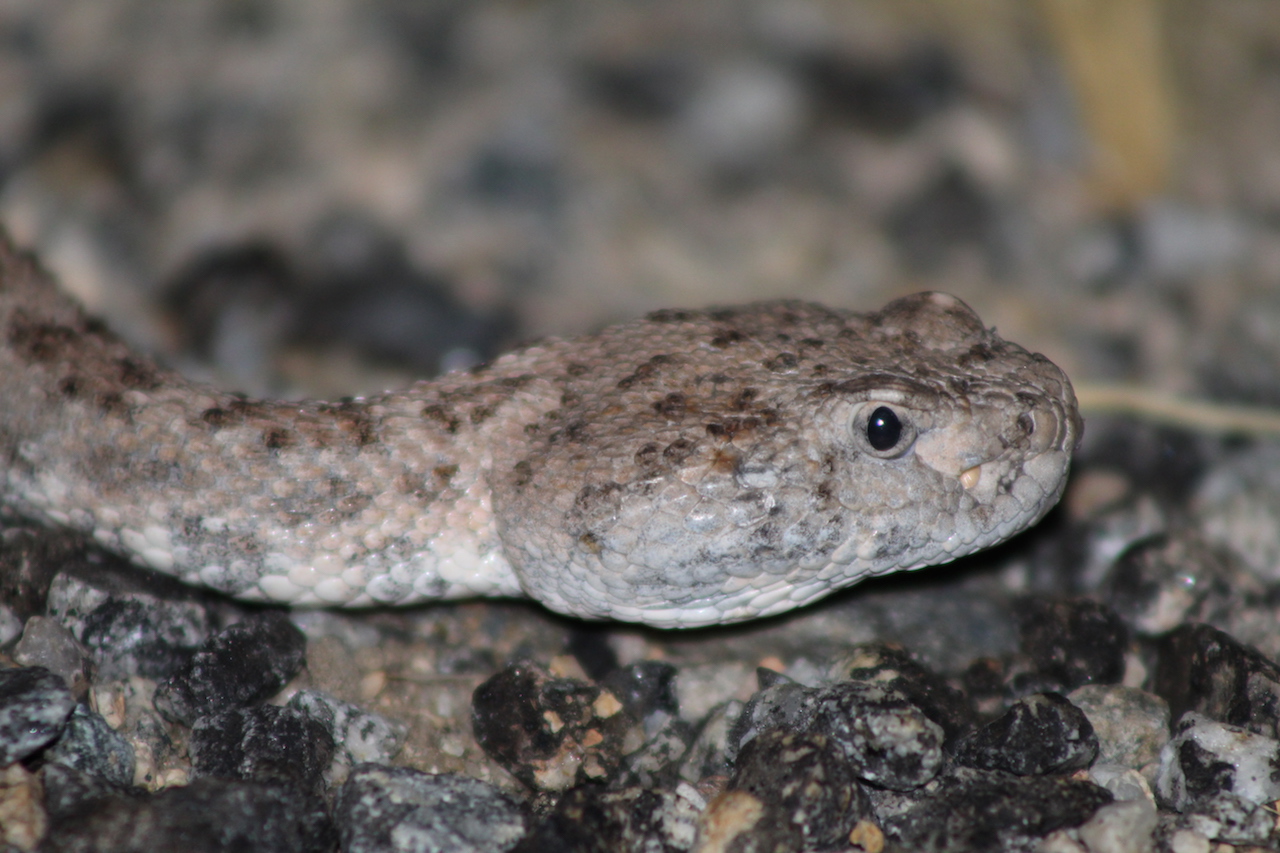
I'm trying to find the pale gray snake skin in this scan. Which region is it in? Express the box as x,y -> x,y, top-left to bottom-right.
0,234 -> 1080,628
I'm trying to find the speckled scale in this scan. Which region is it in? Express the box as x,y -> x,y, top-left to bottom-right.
0,234 -> 1080,627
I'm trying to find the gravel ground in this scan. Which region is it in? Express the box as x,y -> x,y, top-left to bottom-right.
5,2 -> 1280,851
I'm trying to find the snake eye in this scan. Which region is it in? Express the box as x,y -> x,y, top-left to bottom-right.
854,403 -> 917,458
866,406 -> 902,451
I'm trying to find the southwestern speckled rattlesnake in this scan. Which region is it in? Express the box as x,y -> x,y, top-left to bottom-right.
0,233 -> 1080,627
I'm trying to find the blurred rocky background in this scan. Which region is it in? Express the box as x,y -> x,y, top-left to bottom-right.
0,0 -> 1275,405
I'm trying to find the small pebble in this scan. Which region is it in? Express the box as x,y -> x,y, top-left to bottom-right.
1068,685 -> 1170,769
728,729 -> 872,850
37,776 -> 333,853
1018,597 -> 1129,690
1102,532 -> 1249,636
0,665 -> 76,764
152,611 -> 306,726
1076,797 -> 1158,853
678,699 -> 742,785
0,603 -> 23,647
189,704 -> 334,798
335,764 -> 527,853
517,783 -> 702,853
1150,623 -> 1280,738
12,616 -> 94,698
732,677 -> 945,791
471,661 -> 634,791
1194,443 -> 1280,584
45,570 -> 213,681
830,642 -> 973,745
1155,712 -> 1280,810
1181,790 -> 1276,846
885,768 -> 1113,852
1167,828 -> 1211,853
46,704 -> 136,787
287,689 -> 407,781
0,762 -> 45,851
952,692 -> 1099,776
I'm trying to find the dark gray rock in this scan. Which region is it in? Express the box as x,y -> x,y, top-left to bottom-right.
601,660 -> 679,720
1017,597 -> 1128,690
44,557 -> 215,680
614,715 -> 694,790
41,762 -> 141,824
733,677 -> 945,791
0,664 -> 76,764
727,729 -> 872,851
830,642 -> 974,745
1195,443 -> 1280,583
153,611 -> 306,725
471,661 -> 634,791
287,689 -> 407,776
46,704 -> 136,787
513,783 -> 701,853
190,704 -> 334,798
1102,532 -> 1251,636
886,767 -> 1113,853
677,699 -> 741,785
952,692 -> 1099,776
0,526 -> 88,620
1151,623 -> 1280,740
37,776 -> 333,853
336,764 -> 527,853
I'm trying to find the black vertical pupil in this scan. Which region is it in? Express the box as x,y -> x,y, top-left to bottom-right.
866,406 -> 902,451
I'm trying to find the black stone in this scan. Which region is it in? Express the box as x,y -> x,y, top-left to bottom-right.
835,642 -> 974,745
0,526 -> 86,620
38,776 -> 333,853
1151,623 -> 1280,737
190,704 -> 334,798
732,677 -> 945,791
601,661 -> 679,719
799,43 -> 959,135
471,661 -> 632,791
512,784 -> 701,853
153,611 -> 306,726
1018,597 -> 1128,689
79,596 -> 211,680
41,763 -> 142,824
952,692 -> 1099,776
887,767 -> 1113,853
728,729 -> 872,850
0,664 -> 76,764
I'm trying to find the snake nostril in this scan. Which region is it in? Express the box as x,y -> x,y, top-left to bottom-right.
1017,412 -> 1035,435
